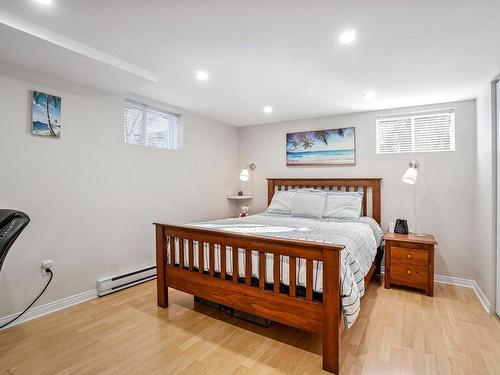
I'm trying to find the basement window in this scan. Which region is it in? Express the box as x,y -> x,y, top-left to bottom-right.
376,108 -> 455,154
123,99 -> 183,150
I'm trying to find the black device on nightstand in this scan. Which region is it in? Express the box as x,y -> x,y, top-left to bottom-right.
394,218 -> 409,234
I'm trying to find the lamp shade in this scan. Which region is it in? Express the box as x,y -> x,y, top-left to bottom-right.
239,168 -> 250,181
402,167 -> 417,184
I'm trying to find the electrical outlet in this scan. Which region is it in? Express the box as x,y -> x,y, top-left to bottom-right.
42,260 -> 53,276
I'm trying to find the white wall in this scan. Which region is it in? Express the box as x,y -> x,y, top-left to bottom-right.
238,100 -> 477,281
475,81 -> 497,311
0,74 -> 239,317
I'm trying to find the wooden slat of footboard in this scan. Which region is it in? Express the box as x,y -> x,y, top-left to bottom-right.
259,252 -> 265,289
289,257 -> 296,297
245,249 -> 251,286
168,267 -> 323,333
198,241 -> 204,273
209,243 -> 215,277
179,239 -> 185,268
306,260 -> 313,301
220,245 -> 227,279
188,240 -> 194,272
232,247 -> 239,282
169,236 -> 175,265
273,254 -> 280,293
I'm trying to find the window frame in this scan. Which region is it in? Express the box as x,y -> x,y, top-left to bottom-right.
123,99 -> 183,150
376,108 -> 455,154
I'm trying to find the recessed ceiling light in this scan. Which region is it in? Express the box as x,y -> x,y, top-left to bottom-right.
338,29 -> 357,44
362,90 -> 376,99
263,106 -> 273,114
34,0 -> 53,5
195,70 -> 209,81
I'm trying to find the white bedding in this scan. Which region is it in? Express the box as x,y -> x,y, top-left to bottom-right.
168,213 -> 382,328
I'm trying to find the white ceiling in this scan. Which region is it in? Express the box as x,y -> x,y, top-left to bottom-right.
1,0 -> 499,126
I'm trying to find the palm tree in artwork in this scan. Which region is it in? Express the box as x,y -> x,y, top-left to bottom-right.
302,137 -> 315,149
331,128 -> 354,137
288,128 -> 353,152
33,92 -> 60,137
312,130 -> 330,145
47,95 -> 61,137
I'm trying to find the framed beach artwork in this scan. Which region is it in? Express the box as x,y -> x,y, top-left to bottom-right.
286,127 -> 355,165
32,91 -> 62,138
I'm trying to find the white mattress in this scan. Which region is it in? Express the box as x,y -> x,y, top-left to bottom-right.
168,213 -> 383,327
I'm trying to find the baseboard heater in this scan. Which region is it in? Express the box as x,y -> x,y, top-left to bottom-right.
97,266 -> 156,296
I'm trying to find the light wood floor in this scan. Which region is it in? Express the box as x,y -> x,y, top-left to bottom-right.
1,277 -> 499,375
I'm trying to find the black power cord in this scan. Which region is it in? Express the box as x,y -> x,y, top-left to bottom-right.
0,269 -> 54,329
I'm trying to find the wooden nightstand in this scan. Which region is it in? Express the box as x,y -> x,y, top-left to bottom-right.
383,232 -> 437,296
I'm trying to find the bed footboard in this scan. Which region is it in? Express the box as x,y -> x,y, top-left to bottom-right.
154,223 -> 344,374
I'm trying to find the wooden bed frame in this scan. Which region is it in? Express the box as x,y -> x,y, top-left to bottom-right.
154,178 -> 382,374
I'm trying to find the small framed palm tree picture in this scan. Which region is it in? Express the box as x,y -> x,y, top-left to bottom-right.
286,127 -> 355,165
32,91 -> 62,138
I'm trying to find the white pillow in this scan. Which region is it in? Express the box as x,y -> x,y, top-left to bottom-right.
323,195 -> 362,219
290,192 -> 326,218
326,190 -> 363,199
267,191 -> 295,214
289,188 -> 324,193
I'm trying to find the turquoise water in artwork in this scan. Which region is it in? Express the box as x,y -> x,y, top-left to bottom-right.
287,148 -> 355,164
32,121 -> 61,134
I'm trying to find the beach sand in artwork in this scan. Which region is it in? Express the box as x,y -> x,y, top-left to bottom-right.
287,157 -> 355,165
287,148 -> 355,165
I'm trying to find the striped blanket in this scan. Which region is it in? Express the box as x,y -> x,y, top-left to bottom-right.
172,213 -> 382,328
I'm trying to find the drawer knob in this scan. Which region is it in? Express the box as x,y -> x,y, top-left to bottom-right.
407,254 -> 411,259
407,270 -> 411,274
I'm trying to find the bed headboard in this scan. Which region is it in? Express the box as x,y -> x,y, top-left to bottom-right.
267,178 -> 382,224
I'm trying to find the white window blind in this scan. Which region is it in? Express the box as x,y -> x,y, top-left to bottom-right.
124,100 -> 182,150
376,108 -> 455,154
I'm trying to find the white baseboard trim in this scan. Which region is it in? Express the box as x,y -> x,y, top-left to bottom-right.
472,281 -> 492,313
379,266 -> 491,313
0,289 -> 97,330
433,274 -> 475,288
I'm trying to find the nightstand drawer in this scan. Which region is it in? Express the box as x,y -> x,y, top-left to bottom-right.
390,264 -> 428,287
390,247 -> 428,266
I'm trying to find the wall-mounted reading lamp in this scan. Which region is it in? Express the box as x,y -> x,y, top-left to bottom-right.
402,160 -> 419,184
239,163 -> 256,181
